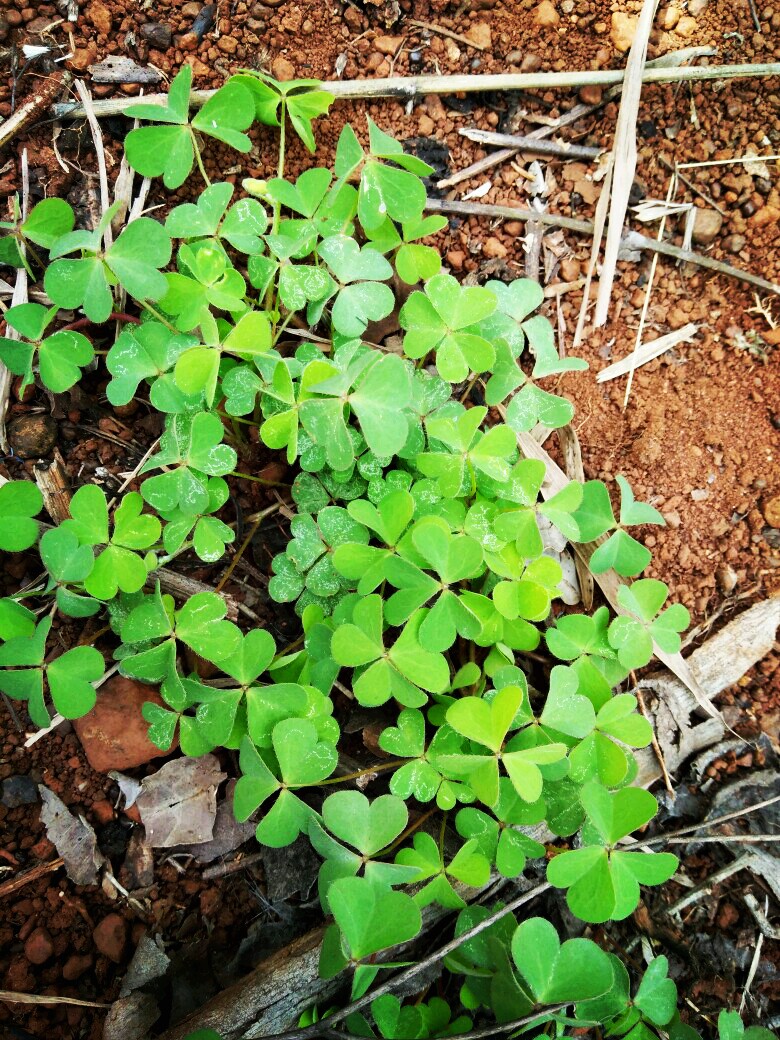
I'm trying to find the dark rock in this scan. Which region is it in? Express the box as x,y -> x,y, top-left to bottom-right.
191,3 -> 215,40
7,414 -> 57,459
1,775 -> 39,808
140,22 -> 172,49
63,953 -> 93,981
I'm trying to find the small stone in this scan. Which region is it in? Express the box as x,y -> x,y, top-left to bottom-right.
179,31 -> 199,50
8,414 -> 57,458
675,14 -> 697,35
73,675 -> 173,773
217,34 -> 237,53
578,84 -> 603,106
182,1 -> 202,15
271,55 -> 295,81
559,257 -> 581,281
1,775 -> 39,808
92,799 -> 115,826
141,22 -> 172,50
722,233 -> 746,253
661,6 -> 681,28
25,928 -> 54,965
688,0 -> 709,14
520,52 -> 542,72
465,21 -> 491,48
444,38 -> 461,62
535,0 -> 560,26
94,914 -> 127,963
87,0 -> 112,34
763,496 -> 780,528
446,249 -> 466,271
561,0 -> 575,11
374,34 -> 403,55
505,48 -> 523,64
610,12 -> 637,51
690,488 -> 709,502
63,953 -> 93,981
691,208 -> 723,246
716,564 -> 738,594
418,113 -> 435,136
483,236 -> 508,259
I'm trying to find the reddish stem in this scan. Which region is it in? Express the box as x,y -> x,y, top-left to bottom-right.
59,312 -> 141,332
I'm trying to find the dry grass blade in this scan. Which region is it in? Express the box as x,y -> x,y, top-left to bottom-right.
557,424 -> 594,609
0,150 -> 30,451
597,323 -> 699,382
0,989 -> 111,1008
593,0 -> 658,328
74,78 -> 113,249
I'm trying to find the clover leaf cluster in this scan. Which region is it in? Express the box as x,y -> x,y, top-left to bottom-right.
0,67 -> 766,1040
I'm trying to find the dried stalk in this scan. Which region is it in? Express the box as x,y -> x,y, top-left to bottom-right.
0,70 -> 73,152
459,127 -> 601,161
51,62 -> 780,120
593,0 -> 659,328
33,450 -> 72,524
0,857 -> 64,899
424,198 -> 780,296
436,47 -> 716,190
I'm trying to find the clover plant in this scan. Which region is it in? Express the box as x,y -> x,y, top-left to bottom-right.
0,70 -> 769,1040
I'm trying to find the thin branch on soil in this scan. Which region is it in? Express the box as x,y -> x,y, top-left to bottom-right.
458,127 -> 602,161
0,857 -> 64,899
0,70 -> 72,151
592,0 -> 657,329
262,881 -> 553,1040
51,62 -> 780,120
747,0 -> 763,31
0,990 -> 111,1008
659,156 -> 727,217
664,835 -> 780,844
743,894 -> 780,940
665,853 -> 759,916
424,198 -> 780,297
635,682 -> 675,798
596,324 -> 700,385
740,931 -> 764,1014
324,1002 -> 574,1040
202,851 -> 265,881
408,19 -> 488,51
436,47 -> 715,190
639,792 -> 780,847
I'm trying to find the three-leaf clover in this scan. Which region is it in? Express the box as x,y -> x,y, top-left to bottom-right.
140,412 -> 237,515
233,722 -> 337,847
0,303 -> 94,393
570,477 -> 664,577
125,66 -> 255,188
45,209 -> 172,323
106,321 -> 198,406
443,684 -> 567,806
456,777 -> 546,878
0,197 -> 75,268
0,616 -> 103,727
232,72 -> 334,152
400,274 -> 497,383
331,594 -> 450,707
395,831 -> 490,909
608,580 -> 690,670
61,485 -> 160,600
547,782 -> 678,923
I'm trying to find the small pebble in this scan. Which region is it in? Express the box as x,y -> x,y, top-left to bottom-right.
1,775 -> 39,808
24,927 -> 54,965
93,914 -> 128,963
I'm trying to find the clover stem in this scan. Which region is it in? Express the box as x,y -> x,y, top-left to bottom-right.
229,470 -> 290,488
139,301 -> 178,333
272,310 -> 294,347
192,130 -> 211,187
438,810 -> 449,856
318,760 -> 406,786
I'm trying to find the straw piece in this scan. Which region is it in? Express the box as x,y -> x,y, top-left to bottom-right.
597,323 -> 699,382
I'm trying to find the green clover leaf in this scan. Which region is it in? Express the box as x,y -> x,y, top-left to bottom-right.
0,480 -> 43,552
